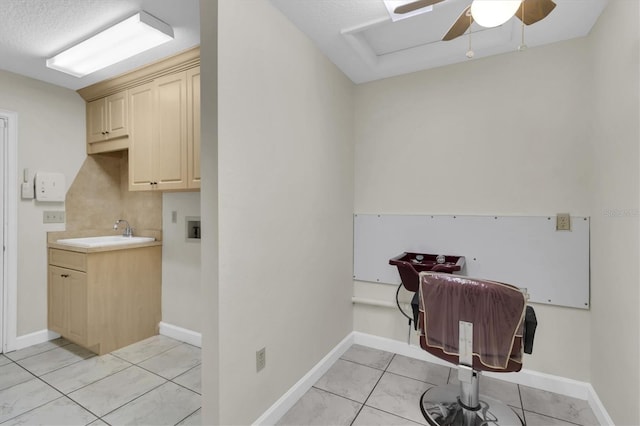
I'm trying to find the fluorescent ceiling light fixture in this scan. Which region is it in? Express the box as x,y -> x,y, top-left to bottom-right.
471,0 -> 522,28
46,11 -> 174,78
383,0 -> 434,22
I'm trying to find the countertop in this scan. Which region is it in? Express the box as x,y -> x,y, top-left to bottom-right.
47,229 -> 163,254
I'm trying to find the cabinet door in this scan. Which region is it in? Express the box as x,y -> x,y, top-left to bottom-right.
129,82 -> 156,191
187,67 -> 201,189
105,91 -> 128,139
87,99 -> 106,144
154,72 -> 188,191
48,266 -> 68,335
67,270 -> 88,344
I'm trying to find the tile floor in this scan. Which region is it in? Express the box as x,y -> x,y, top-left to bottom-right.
0,335 -> 201,426
278,344 -> 601,426
1,339 -> 601,426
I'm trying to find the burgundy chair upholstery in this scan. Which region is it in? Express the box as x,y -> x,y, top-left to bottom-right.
416,272 -> 533,426
418,273 -> 527,373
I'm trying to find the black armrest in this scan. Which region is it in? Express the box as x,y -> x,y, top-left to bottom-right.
411,292 -> 420,330
524,305 -> 537,354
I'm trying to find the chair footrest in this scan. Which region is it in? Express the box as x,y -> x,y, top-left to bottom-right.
420,384 -> 523,426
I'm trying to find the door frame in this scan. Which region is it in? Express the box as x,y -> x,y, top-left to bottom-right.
0,109 -> 18,353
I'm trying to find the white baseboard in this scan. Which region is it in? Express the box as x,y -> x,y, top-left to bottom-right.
254,331 -> 613,425
586,383 -> 615,426
14,329 -> 60,351
252,333 -> 355,425
11,324 -> 201,352
158,322 -> 202,347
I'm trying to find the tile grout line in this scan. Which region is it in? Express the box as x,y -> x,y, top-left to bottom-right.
88,379 -> 169,422
348,353 -> 396,426
18,353 -> 97,378
169,377 -> 202,396
109,340 -> 184,365
173,407 -> 201,426
3,339 -> 73,363
517,384 -> 527,424
367,353 -> 430,426
309,385 -> 367,406
134,361 -> 203,395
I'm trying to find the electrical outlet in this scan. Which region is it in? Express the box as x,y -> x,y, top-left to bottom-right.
256,347 -> 266,372
556,213 -> 571,231
43,211 -> 65,224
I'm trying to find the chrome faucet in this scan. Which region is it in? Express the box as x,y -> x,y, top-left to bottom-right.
114,219 -> 134,237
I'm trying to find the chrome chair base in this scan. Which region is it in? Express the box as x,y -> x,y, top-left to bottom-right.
420,384 -> 523,426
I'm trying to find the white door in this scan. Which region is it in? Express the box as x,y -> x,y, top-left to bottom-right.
0,117 -> 5,352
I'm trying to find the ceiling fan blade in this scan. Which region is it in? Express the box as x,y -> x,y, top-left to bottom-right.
442,5 -> 473,41
394,0 -> 445,14
515,0 -> 556,25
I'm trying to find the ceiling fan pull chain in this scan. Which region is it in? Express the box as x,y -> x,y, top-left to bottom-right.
466,12 -> 474,59
519,1 -> 528,51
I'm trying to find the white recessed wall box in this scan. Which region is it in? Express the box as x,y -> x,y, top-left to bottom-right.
35,172 -> 66,202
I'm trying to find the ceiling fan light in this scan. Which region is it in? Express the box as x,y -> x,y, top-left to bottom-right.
471,0 -> 522,28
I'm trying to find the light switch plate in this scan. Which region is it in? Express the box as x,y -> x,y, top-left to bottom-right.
556,213 -> 571,231
43,211 -> 65,224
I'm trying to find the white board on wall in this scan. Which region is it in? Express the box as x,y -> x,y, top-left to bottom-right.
353,214 -> 590,310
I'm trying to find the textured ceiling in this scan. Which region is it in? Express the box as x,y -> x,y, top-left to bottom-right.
0,0 -> 199,90
0,0 -> 609,89
270,0 -> 608,83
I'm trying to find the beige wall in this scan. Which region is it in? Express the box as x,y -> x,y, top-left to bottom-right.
0,70 -> 86,336
354,37 -> 594,381
215,0 -> 354,423
162,192 -> 201,332
589,1 -> 640,424
199,0 -> 219,423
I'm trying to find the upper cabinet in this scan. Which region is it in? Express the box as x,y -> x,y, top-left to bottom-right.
187,67 -> 201,189
129,72 -> 189,191
86,91 -> 129,154
78,47 -> 201,192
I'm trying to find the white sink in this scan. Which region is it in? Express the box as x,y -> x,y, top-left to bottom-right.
56,236 -> 155,248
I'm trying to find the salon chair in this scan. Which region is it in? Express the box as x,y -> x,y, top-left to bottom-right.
416,272 -> 537,426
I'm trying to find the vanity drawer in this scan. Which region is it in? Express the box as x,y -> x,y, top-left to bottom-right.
49,249 -> 87,272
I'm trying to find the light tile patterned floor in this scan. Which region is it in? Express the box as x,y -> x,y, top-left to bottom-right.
0,336 -> 200,426
1,339 -> 600,425
278,344 -> 601,426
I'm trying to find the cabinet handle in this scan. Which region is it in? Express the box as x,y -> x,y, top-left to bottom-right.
60,274 -> 69,278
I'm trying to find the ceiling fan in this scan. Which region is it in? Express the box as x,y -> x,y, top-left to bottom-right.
394,0 -> 556,41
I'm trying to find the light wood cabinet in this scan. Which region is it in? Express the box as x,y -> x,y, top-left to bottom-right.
129,71 -> 198,191
154,72 -> 188,190
79,48 -> 200,191
47,245 -> 161,355
87,90 -> 128,148
187,67 -> 201,189
128,82 -> 156,191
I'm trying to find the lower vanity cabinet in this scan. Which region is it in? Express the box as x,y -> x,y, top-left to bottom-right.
47,245 -> 161,355
48,265 -> 88,346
